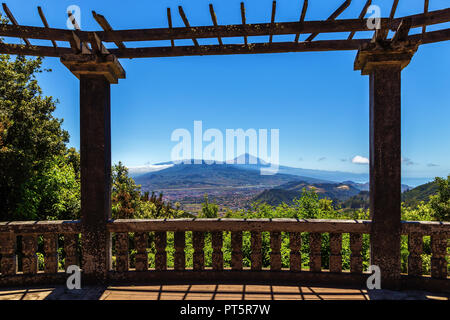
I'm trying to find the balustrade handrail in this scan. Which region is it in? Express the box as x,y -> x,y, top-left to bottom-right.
0,220 -> 81,234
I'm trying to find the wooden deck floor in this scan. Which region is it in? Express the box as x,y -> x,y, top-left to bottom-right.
0,284 -> 448,300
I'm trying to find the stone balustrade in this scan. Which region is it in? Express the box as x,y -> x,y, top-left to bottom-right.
0,219 -> 448,291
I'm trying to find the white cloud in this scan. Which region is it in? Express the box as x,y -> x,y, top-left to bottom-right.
352,155 -> 369,165
128,164 -> 174,176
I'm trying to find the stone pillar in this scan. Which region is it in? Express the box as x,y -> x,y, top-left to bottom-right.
355,40 -> 417,289
61,54 -> 125,283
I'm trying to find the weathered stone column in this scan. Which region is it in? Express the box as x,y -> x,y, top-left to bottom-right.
355,40 -> 417,289
61,54 -> 125,283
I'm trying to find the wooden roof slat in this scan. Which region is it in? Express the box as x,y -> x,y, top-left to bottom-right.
167,8 -> 175,48
209,4 -> 223,46
306,0 -> 352,42
269,1 -> 277,44
348,0 -> 372,40
92,11 -> 126,50
67,10 -> 81,30
392,18 -> 411,43
178,6 -> 199,47
294,0 -> 308,43
2,3 -> 31,46
423,0 -> 429,34
37,6 -> 57,48
1,28 -> 448,59
390,0 -> 400,20
0,8 -> 448,43
240,2 -> 248,46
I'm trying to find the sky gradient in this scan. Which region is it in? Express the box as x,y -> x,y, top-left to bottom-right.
3,0 -> 449,185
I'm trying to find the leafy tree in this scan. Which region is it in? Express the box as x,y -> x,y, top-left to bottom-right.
111,162 -> 141,219
199,194 -> 219,218
0,50 -> 79,220
429,175 -> 450,221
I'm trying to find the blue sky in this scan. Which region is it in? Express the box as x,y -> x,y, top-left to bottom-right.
3,0 -> 449,183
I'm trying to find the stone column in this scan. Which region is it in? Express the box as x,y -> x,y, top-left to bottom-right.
355,40 -> 417,289
61,54 -> 125,283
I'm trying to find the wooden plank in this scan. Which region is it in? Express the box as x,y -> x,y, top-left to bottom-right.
392,18 -> 412,42
289,232 -> 302,271
92,11 -> 126,50
167,8 -> 175,48
240,2 -> 248,46
306,0 -> 351,41
1,3 -> 31,46
37,6 -> 57,48
423,0 -> 429,34
348,0 -> 372,40
390,0 -> 400,20
178,6 -> 199,47
294,0 -> 308,42
250,231 -> 262,271
209,4 -> 223,46
269,1 -> 277,44
0,9 -> 449,43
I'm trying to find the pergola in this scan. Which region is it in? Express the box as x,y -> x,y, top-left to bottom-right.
0,1 -> 449,290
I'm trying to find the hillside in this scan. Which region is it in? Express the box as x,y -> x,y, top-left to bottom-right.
253,181 -> 361,206
402,181 -> 438,206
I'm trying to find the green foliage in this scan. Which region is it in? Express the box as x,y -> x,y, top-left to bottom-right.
199,194 -> 219,218
429,175 -> 450,221
0,53 -> 79,221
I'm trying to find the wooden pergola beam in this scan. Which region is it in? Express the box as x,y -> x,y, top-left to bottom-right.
348,0 -> 372,40
209,4 -> 223,46
269,1 -> 277,44
37,6 -> 57,48
0,8 -> 448,44
294,0 -> 308,43
306,0 -> 351,42
92,11 -> 126,50
2,3 -> 31,46
240,2 -> 247,46
0,28 -> 448,59
178,6 -> 199,47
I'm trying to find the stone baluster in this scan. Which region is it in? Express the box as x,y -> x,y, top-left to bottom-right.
0,233 -> 16,275
231,231 -> 243,271
154,232 -> 167,271
193,232 -> 205,271
134,232 -> 148,271
115,233 -> 129,272
329,233 -> 342,273
350,233 -> 363,274
289,232 -> 301,272
251,231 -> 262,271
431,234 -> 447,279
22,234 -> 38,274
43,234 -> 58,273
211,232 -> 223,271
309,233 -> 321,272
270,232 -> 282,271
64,234 -> 78,270
174,232 -> 186,271
407,233 -> 422,276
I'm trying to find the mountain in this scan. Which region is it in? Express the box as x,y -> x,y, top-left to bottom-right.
402,181 -> 438,206
134,161 -> 320,191
253,180 -> 361,206
342,181 -> 411,193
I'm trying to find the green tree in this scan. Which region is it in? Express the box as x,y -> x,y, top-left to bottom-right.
199,194 -> 219,218
0,50 -> 80,220
111,162 -> 141,219
429,175 -> 450,221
